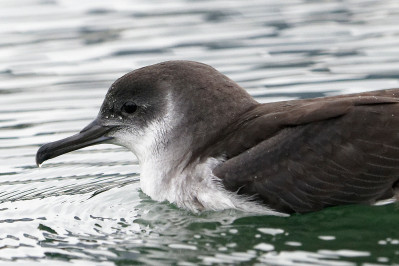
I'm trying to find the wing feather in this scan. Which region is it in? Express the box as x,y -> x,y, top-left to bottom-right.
213,89 -> 399,213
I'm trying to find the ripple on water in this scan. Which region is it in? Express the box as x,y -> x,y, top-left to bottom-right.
1,0 -> 399,264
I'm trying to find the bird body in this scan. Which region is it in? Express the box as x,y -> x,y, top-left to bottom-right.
36,61 -> 399,215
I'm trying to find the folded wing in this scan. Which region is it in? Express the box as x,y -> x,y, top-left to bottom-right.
213,89 -> 399,214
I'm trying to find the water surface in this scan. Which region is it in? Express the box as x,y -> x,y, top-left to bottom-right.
1,0 -> 399,264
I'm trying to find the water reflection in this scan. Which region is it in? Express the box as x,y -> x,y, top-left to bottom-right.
1,0 -> 399,264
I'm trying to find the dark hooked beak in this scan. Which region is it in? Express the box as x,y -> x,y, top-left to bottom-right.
36,119 -> 114,166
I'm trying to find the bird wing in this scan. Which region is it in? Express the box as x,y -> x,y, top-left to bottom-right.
213,89 -> 399,214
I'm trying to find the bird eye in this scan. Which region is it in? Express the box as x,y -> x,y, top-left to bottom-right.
122,102 -> 138,114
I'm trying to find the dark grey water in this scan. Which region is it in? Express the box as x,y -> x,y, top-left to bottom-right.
1,0 -> 399,264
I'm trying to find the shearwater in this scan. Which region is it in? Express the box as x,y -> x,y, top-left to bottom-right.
36,60 -> 399,215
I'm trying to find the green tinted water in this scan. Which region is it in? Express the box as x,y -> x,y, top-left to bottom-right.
1,0 -> 399,264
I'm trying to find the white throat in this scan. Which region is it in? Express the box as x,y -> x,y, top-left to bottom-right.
112,95 -> 285,216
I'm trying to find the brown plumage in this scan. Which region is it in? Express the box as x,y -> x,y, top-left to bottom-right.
36,61 -> 399,214
212,89 -> 399,213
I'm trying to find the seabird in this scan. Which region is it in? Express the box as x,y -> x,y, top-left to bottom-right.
36,60 -> 399,215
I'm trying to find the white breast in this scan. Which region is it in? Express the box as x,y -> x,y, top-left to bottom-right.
112,93 -> 287,216
140,156 -> 287,216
